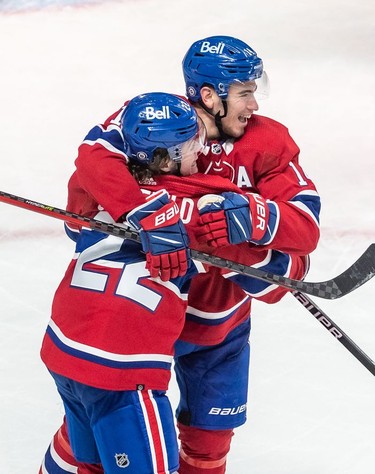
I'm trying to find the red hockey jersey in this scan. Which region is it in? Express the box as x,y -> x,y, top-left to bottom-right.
40,216 -> 196,391
197,114 -> 321,255
41,108 -> 320,390
139,174 -> 309,345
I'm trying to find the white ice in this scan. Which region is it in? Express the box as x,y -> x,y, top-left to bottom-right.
0,1 -> 374,472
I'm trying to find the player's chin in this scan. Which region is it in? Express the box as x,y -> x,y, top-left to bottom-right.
225,119 -> 248,138
227,126 -> 246,139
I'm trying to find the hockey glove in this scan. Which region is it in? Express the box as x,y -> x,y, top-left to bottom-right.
197,191 -> 274,247
126,189 -> 190,281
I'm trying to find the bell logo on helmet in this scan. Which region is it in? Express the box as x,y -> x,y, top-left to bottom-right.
141,106 -> 171,120
200,41 -> 225,54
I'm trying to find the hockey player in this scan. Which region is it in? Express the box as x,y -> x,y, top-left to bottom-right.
39,94 -> 310,473
174,36 -> 320,473
39,36 -> 321,474
39,92 -> 206,474
176,36 -> 320,474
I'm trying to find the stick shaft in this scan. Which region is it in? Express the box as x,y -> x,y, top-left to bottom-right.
293,291 -> 375,376
1,190 -> 374,300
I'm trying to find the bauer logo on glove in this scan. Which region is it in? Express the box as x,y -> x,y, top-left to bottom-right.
197,191 -> 278,247
126,189 -> 191,281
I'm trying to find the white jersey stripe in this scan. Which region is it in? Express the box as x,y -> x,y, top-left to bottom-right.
137,390 -> 170,474
48,319 -> 173,364
187,295 -> 249,320
82,138 -> 128,158
149,392 -> 170,473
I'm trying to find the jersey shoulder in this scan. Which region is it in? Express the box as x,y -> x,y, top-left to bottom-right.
247,114 -> 289,135
230,114 -> 300,171
242,114 -> 297,151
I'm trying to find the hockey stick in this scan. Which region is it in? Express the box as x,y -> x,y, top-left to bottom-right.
293,291 -> 375,376
1,189 -> 375,300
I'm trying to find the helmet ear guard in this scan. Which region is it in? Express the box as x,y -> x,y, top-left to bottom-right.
121,92 -> 200,165
182,35 -> 267,102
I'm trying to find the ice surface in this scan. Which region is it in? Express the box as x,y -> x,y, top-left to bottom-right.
0,1 -> 374,472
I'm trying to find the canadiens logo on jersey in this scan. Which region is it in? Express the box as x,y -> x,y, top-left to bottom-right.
208,157 -> 235,182
115,453 -> 130,468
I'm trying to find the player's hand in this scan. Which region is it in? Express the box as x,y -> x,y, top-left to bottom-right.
196,192 -> 272,247
126,189 -> 190,281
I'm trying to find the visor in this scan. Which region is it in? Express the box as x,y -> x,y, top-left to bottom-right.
167,117 -> 207,162
254,70 -> 270,100
231,70 -> 270,100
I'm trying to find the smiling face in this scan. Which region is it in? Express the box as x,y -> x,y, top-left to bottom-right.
179,150 -> 199,176
158,118 -> 207,176
197,81 -> 259,140
220,81 -> 259,138
159,149 -> 199,176
166,117 -> 207,176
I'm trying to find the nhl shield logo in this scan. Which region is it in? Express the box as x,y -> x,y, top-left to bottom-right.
211,143 -> 222,154
115,453 -> 130,468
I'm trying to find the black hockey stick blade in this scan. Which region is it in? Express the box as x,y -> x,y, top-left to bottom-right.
190,244 -> 375,299
1,190 -> 374,300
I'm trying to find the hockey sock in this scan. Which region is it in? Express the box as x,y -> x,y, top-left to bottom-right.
39,418 -> 104,474
177,422 -> 234,474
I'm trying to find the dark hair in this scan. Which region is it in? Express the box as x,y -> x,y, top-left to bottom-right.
128,148 -> 172,183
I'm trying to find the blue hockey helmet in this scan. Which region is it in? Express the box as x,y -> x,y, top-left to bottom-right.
182,35 -> 264,102
121,92 -> 204,164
